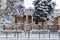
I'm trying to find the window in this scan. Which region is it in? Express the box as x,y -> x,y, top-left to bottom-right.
6,16 -> 12,22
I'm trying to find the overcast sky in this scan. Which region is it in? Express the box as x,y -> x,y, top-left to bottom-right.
24,0 -> 60,9
24,0 -> 34,9
55,0 -> 60,9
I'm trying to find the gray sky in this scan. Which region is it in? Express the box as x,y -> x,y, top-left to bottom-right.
55,0 -> 60,9
24,0 -> 60,9
24,0 -> 34,9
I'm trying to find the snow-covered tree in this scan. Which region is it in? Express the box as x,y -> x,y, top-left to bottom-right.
33,0 -> 56,24
5,0 -> 25,16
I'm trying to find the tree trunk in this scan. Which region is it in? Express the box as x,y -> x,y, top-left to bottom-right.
35,19 -> 38,24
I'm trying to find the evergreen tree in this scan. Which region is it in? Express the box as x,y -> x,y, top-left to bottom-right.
33,0 -> 56,23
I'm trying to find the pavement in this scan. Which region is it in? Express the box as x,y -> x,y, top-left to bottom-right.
0,33 -> 60,40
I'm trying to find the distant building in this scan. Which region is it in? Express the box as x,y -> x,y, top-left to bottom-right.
15,8 -> 34,24
23,8 -> 34,24
54,9 -> 60,29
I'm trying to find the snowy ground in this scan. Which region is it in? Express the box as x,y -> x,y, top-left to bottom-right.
0,33 -> 60,40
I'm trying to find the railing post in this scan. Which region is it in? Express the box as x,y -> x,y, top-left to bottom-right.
38,24 -> 41,38
12,25 -> 15,37
3,25 -> 7,38
47,24 -> 50,38
6,31 -> 7,38
3,25 -> 6,30
30,24 -> 32,31
21,23 -> 24,31
17,32 -> 19,38
49,31 -> 50,38
39,32 -> 40,38
21,23 -> 25,37
12,25 -> 14,30
30,23 -> 32,38
28,30 -> 30,38
57,25 -> 60,38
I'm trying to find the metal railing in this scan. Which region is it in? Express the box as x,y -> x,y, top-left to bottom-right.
0,23 -> 60,39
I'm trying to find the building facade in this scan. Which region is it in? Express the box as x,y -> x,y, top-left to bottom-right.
24,8 -> 34,24
54,9 -> 60,29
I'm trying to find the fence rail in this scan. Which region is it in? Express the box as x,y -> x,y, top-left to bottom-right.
0,23 -> 60,39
